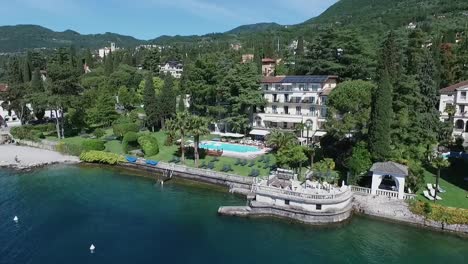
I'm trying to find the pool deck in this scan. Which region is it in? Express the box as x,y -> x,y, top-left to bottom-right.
201,141 -> 270,159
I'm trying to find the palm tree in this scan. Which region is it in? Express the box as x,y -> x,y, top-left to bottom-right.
266,130 -> 298,150
169,111 -> 191,164
189,116 -> 210,167
431,155 -> 450,202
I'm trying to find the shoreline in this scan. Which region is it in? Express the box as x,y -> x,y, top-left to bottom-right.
0,144 -> 80,170
1,143 -> 467,236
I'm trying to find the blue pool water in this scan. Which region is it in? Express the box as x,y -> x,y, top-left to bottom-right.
200,141 -> 260,153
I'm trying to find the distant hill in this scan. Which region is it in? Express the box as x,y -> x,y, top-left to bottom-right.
0,25 -> 145,52
1,0 -> 467,52
225,23 -> 284,35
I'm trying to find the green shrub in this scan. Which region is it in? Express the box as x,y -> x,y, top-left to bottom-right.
81,139 -> 106,152
410,201 -> 468,225
138,135 -> 159,156
56,142 -> 84,156
112,123 -> 139,138
93,128 -> 105,138
80,151 -> 125,165
10,126 -> 40,141
122,132 -> 139,152
33,123 -> 56,133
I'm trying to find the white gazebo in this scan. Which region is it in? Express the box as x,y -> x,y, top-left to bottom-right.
370,162 -> 408,199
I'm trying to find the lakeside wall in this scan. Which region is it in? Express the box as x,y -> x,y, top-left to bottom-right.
119,162 -> 254,191
11,139 -> 468,235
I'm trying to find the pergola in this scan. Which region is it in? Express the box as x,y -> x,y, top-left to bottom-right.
370,162 -> 408,199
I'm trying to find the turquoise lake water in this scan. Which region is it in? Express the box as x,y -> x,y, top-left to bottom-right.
0,165 -> 467,264
200,141 -> 260,153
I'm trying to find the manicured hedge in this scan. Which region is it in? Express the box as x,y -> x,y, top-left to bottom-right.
81,139 -> 106,152
56,142 -> 83,156
122,132 -> 139,152
138,135 -> 159,156
80,151 -> 125,165
113,123 -> 139,138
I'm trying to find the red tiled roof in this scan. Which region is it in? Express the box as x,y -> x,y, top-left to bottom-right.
262,58 -> 275,63
0,83 -> 8,93
261,76 -> 285,83
440,80 -> 468,94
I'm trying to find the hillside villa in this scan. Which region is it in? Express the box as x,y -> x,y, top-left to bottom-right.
439,80 -> 468,144
160,61 -> 183,78
251,75 -> 338,143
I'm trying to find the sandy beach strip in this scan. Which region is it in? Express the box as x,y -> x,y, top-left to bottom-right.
0,144 -> 79,169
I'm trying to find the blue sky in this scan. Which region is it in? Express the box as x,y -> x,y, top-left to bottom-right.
1,0 -> 338,40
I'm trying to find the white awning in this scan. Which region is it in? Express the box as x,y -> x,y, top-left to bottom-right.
249,129 -> 270,136
222,132 -> 245,138
313,131 -> 327,137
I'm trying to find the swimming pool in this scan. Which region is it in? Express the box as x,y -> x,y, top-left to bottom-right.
200,141 -> 260,153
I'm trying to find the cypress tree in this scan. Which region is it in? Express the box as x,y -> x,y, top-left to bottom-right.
22,57 -> 32,82
368,72 -> 393,161
159,74 -> 176,126
378,31 -> 401,84
104,51 -> 114,76
178,94 -> 186,112
418,50 -> 439,142
143,74 -> 159,131
85,48 -> 94,68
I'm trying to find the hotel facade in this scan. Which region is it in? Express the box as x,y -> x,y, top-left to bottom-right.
439,80 -> 468,144
251,75 -> 338,142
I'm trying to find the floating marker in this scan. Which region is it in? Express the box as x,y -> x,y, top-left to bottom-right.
13,216 -> 18,223
90,244 -> 95,253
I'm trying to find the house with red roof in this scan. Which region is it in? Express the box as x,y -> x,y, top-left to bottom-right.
439,80 -> 468,142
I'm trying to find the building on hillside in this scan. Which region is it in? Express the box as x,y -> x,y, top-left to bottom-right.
98,42 -> 119,58
160,61 -> 183,78
231,43 -> 242,51
242,54 -> 254,63
407,22 -> 417,30
0,83 -> 19,126
262,58 -> 276,77
439,80 -> 468,144
251,75 -> 338,143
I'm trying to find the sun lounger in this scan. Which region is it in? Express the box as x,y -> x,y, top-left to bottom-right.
423,190 -> 435,201
429,189 -> 443,200
427,183 -> 434,191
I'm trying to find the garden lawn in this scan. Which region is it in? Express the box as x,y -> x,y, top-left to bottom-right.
417,169 -> 468,209
145,131 -> 275,177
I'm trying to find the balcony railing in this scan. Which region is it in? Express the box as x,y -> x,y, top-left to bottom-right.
255,184 -> 351,200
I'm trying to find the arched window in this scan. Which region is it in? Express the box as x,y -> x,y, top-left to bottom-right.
455,119 -> 464,130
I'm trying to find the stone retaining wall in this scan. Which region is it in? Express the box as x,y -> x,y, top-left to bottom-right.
16,139 -> 58,151
119,162 -> 254,190
219,201 -> 353,225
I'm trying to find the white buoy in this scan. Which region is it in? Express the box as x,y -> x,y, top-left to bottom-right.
13,216 -> 18,223
90,244 -> 95,253
160,180 -> 164,186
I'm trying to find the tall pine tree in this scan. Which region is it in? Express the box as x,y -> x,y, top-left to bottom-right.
369,72 -> 393,161
143,74 -> 159,131
159,74 -> 176,127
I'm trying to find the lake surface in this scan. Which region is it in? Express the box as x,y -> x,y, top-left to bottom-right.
0,165 -> 467,264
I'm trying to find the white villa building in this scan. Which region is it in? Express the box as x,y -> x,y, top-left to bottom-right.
98,42 -> 119,58
439,80 -> 468,143
251,75 -> 338,142
160,61 -> 183,78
